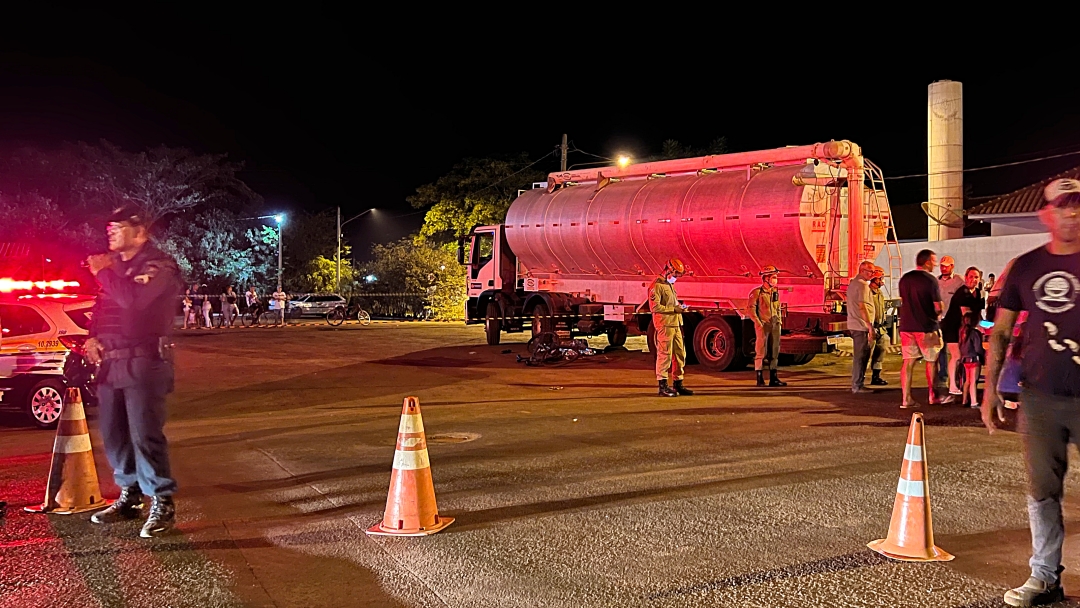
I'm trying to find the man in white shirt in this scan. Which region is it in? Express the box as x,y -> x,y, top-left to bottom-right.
270,287 -> 287,325
847,261 -> 877,394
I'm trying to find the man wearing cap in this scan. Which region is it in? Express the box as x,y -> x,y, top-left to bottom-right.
847,261 -> 877,394
748,265 -> 787,387
84,206 -> 183,538
868,266 -> 890,386
984,178 -> 1080,607
650,258 -> 693,397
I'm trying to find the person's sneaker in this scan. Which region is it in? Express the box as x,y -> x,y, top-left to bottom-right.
140,496 -> 176,538
1003,576 -> 1064,607
870,377 -> 889,386
852,387 -> 875,394
91,487 -> 143,524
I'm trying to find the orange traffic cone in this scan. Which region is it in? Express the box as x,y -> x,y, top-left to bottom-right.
868,412 -> 953,561
367,397 -> 454,536
24,388 -> 111,515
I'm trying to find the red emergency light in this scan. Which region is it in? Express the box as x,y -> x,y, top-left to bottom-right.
0,279 -> 81,293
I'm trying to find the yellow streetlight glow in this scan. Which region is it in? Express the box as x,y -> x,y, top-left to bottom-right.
617,155 -> 631,168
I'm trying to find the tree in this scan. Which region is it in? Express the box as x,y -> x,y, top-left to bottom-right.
77,141 -> 261,224
408,154 -> 549,244
362,239 -> 464,320
159,209 -> 279,292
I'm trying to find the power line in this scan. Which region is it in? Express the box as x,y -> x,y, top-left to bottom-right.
886,147 -> 1080,180
467,150 -> 558,197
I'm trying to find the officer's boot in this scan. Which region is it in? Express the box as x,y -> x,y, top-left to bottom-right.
141,495 -> 176,538
91,486 -> 144,524
756,371 -> 765,387
658,379 -> 678,397
769,370 -> 787,387
673,380 -> 694,396
871,369 -> 888,386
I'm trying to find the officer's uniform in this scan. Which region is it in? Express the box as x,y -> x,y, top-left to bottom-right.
748,283 -> 782,371
870,284 -> 888,373
92,242 -> 183,498
649,276 -> 685,382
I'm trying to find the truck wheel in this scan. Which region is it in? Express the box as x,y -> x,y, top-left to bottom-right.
692,316 -> 738,371
606,324 -> 627,347
485,301 -> 501,346
25,378 -> 65,429
532,303 -> 554,338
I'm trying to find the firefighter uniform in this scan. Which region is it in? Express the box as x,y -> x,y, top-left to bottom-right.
650,275 -> 685,383
869,269 -> 889,384
748,284 -> 781,370
748,265 -> 787,386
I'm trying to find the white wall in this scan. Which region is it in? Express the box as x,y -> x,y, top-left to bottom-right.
989,218 -> 1046,236
873,233 -> 1049,296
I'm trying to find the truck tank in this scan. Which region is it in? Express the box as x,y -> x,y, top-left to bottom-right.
504,160 -> 889,312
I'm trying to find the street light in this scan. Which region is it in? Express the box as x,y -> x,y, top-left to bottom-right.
336,207 -> 376,294
274,214 -> 285,290
617,155 -> 632,169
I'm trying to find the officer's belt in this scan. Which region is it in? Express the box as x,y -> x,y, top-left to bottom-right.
102,345 -> 158,360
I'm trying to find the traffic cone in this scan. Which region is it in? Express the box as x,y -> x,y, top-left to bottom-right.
24,388 -> 111,515
867,412 -> 953,561
367,397 -> 454,536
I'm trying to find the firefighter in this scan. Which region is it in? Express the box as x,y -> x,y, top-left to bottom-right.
748,265 -> 787,387
649,258 -> 693,397
869,266 -> 889,385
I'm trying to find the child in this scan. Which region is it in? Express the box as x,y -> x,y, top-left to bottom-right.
959,311 -> 990,415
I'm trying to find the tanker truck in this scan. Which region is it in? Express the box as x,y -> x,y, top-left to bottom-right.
459,140 -> 901,371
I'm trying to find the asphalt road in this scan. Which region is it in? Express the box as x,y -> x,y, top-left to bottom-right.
2,322 -> 1079,608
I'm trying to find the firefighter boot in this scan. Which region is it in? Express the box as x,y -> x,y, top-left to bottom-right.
756,371 -> 765,387
673,380 -> 694,396
769,370 -> 787,387
658,380 -> 678,397
871,370 -> 888,386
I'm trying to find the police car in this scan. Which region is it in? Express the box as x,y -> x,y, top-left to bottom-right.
0,292 -> 95,428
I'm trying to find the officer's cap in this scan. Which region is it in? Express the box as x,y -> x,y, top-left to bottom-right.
107,205 -> 149,228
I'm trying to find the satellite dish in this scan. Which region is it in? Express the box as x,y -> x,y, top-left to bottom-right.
920,201 -> 967,229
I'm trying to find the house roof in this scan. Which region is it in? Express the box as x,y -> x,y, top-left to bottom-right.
968,164 -> 1080,217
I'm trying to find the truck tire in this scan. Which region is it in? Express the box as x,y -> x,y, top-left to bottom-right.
532,303 -> 554,339
606,324 -> 627,347
485,301 -> 501,345
25,378 -> 65,429
692,316 -> 738,371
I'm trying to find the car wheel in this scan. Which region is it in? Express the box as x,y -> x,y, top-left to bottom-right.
26,378 -> 65,429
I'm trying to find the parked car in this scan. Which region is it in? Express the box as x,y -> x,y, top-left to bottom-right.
0,294 -> 96,428
287,294 -> 347,317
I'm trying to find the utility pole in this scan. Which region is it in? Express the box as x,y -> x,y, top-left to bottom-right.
277,218 -> 283,291
560,133 -> 568,172
336,207 -> 341,294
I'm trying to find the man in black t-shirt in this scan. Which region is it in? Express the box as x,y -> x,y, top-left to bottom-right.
984,178 -> 1080,607
898,249 -> 944,408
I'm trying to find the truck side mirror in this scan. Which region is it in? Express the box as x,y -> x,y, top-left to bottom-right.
456,237 -> 466,265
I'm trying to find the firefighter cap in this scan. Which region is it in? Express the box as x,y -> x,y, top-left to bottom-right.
665,258 -> 686,275
871,266 -> 885,280
759,265 -> 779,277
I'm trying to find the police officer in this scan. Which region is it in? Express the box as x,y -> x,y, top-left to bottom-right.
86,206 -> 183,538
869,266 -> 889,385
748,265 -> 787,387
650,258 -> 693,397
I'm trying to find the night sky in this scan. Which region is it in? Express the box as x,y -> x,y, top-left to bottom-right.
2,13 -> 1077,253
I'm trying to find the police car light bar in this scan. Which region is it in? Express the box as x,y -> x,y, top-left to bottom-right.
0,279 -> 81,293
